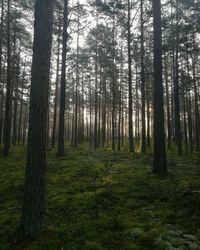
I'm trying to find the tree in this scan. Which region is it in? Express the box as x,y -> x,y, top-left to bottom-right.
20,0 -> 53,235
141,0 -> 146,153
127,0 -> 134,153
57,0 -> 69,156
152,0 -> 167,175
52,13 -> 61,148
3,0 -> 12,156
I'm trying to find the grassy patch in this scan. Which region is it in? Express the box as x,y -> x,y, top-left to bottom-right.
0,145 -> 200,249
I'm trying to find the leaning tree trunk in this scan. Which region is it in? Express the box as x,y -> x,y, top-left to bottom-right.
152,0 -> 167,175
20,0 -> 53,235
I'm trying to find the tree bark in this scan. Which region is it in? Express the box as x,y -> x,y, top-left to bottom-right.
20,0 -> 53,235
51,16 -> 61,148
57,0 -> 68,156
128,0 -> 134,153
141,0 -> 146,153
3,0 -> 12,156
152,0 -> 167,175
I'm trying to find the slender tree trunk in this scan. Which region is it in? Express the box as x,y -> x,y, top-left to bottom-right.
121,91 -> 124,148
0,0 -> 4,85
0,1 -> 4,143
81,65 -> 85,143
74,12 -> 80,147
183,86 -> 188,153
192,35 -> 199,151
3,0 -> 12,156
17,67 -> 25,145
57,0 -> 68,156
118,50 -> 123,151
146,82 -> 151,147
164,56 -> 171,150
135,66 -> 140,146
152,0 -> 167,175
89,75 -> 92,147
118,84 -> 121,151
174,1 -> 183,156
186,51 -> 193,153
102,68 -> 106,148
0,81 -> 5,144
94,14 -> 98,150
171,59 -> 175,142
22,102 -> 28,146
141,0 -> 146,153
112,14 -> 115,151
51,17 -> 61,148
128,0 -> 134,152
12,58 -> 20,146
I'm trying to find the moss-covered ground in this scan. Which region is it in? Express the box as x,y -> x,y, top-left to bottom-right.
0,145 -> 200,249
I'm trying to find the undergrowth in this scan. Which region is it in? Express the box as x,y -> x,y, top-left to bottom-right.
0,145 -> 200,249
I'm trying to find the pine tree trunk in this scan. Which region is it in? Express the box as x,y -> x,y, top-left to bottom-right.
186,51 -> 193,153
141,0 -> 146,153
164,56 -> 171,150
112,15 -> 115,151
22,102 -> 28,146
17,68 -> 25,145
128,0 -> 134,153
20,0 -> 53,235
12,55 -> 20,146
174,1 -> 183,156
94,22 -> 98,150
0,81 -> 5,144
192,35 -> 199,151
51,17 -> 61,148
3,0 -> 12,156
152,0 -> 167,175
74,16 -> 80,147
57,0 -> 68,156
0,0 -> 4,85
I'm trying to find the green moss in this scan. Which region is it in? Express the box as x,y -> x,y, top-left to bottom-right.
0,146 -> 200,249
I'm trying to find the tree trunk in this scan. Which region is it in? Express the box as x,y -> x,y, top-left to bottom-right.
12,54 -> 20,146
164,56 -> 171,150
3,0 -> 12,156
20,0 -> 53,235
17,67 -> 25,145
51,16 -> 61,148
141,0 -> 146,153
0,0 -> 4,85
173,1 -> 183,156
186,51 -> 193,153
128,0 -> 134,153
192,35 -> 199,151
74,12 -> 80,147
57,0 -> 68,156
152,0 -> 167,175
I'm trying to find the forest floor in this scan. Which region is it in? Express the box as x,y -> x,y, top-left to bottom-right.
0,145 -> 200,250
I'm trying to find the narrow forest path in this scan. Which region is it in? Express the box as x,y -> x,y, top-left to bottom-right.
0,146 -> 200,249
